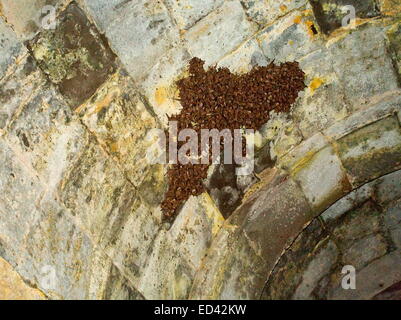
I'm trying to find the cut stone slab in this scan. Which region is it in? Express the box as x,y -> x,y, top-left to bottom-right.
184,0 -> 257,67
241,0 -> 307,27
104,0 -> 179,82
58,139 -> 135,242
103,265 -> 144,300
6,84 -> 88,193
241,175 -> 313,264
257,10 -> 322,64
336,115 -> 401,187
293,240 -> 339,299
138,47 -> 190,127
0,139 -> 43,258
78,70 -> 159,186
329,251 -> 401,299
217,39 -> 268,74
0,16 -> 25,80
384,199 -> 401,230
0,256 -> 45,299
189,226 -> 268,299
342,234 -> 388,270
27,3 -> 117,109
136,230 -> 195,299
293,146 -> 352,213
99,198 -> 160,288
309,0 -> 380,35
387,22 -> 401,78
0,0 -> 66,40
0,55 -> 47,133
16,201 -> 94,299
165,0 -> 224,30
328,25 -> 399,108
167,193 -> 224,269
81,0 -> 134,33
375,169 -> 401,205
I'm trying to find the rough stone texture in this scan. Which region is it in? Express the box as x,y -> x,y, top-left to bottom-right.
165,0 -> 224,30
0,0 -> 66,40
336,115 -> 401,187
28,3 -> 117,109
104,0 -> 180,81
1,0 -> 401,300
241,0 -> 307,27
293,146 -> 351,212
78,70 -> 159,186
184,0 -> 257,66
0,17 -> 25,80
0,257 -> 45,300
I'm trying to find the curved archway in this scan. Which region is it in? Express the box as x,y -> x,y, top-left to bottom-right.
189,95 -> 401,299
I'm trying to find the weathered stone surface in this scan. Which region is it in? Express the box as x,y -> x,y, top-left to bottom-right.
0,17 -> 25,80
375,169 -> 401,205
6,84 -> 88,192
321,183 -> 374,222
387,22 -> 401,78
293,146 -> 351,212
217,39 -> 267,74
329,25 -> 399,107
309,0 -> 380,35
384,199 -> 401,230
104,0 -> 179,81
184,0 -> 257,66
16,201 -> 94,299
139,47 -> 190,126
241,0 -> 307,27
0,55 -> 47,133
0,140 -> 43,255
165,0 -> 224,30
103,265 -> 144,300
81,0 -> 132,33
58,139 -> 134,242
336,115 -> 401,187
0,257 -> 45,300
168,193 -> 224,269
329,251 -> 401,299
293,240 -> 339,299
78,70 -> 159,186
343,234 -> 388,270
331,200 -> 382,248
257,10 -> 322,64
99,198 -> 160,288
28,3 -> 117,109
378,0 -> 401,17
136,230 -> 195,299
190,226 -> 268,300
241,175 -> 312,263
324,91 -> 401,140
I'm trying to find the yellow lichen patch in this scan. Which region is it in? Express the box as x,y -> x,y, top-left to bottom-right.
155,87 -> 168,106
288,39 -> 294,46
309,77 -> 324,94
294,15 -> 302,24
305,20 -> 316,37
378,0 -> 401,17
280,4 -> 288,12
201,193 -> 225,236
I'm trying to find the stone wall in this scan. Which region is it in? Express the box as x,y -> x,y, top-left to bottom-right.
0,0 -> 400,299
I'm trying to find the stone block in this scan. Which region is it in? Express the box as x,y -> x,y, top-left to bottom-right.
257,11 -> 322,64
217,39 -> 268,74
342,234 -> 388,270
58,139 -> 135,242
0,55 -> 46,133
241,0 -> 307,27
0,17 -> 25,80
293,146 -> 352,212
104,0 -> 179,81
28,3 -> 117,109
0,0 -> 66,40
336,115 -> 401,187
165,0 -> 224,30
78,70 -> 159,186
184,0 -> 257,66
